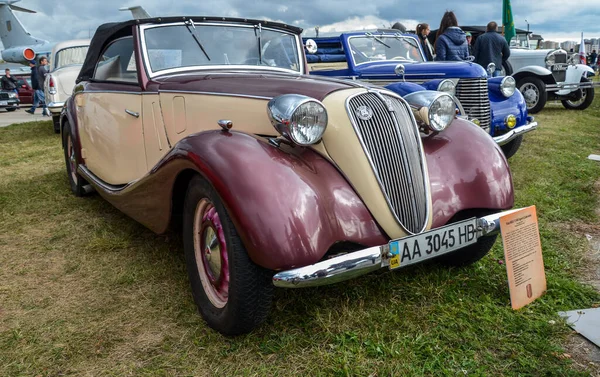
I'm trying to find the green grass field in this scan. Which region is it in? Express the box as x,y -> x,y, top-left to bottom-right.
1,96 -> 600,376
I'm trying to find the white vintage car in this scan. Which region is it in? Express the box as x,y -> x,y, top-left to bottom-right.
506,47 -> 597,113
458,26 -> 597,114
44,39 -> 90,132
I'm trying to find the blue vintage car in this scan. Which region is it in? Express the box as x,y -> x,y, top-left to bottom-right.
304,30 -> 538,158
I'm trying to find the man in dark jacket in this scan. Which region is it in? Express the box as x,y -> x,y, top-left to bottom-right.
26,57 -> 50,116
1,68 -> 18,91
474,21 -> 511,77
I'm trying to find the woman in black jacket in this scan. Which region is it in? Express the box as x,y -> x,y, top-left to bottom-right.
416,23 -> 434,61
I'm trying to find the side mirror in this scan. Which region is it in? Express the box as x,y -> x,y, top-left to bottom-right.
305,39 -> 318,54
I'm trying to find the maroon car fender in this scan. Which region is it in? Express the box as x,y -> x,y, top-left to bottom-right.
174,131 -> 388,270
424,118 -> 514,228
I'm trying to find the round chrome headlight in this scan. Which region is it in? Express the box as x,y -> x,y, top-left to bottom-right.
500,76 -> 516,97
437,79 -> 456,96
428,94 -> 455,132
267,94 -> 328,145
403,91 -> 456,133
545,52 -> 556,68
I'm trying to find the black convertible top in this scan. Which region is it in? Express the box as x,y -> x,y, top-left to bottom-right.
76,16 -> 304,83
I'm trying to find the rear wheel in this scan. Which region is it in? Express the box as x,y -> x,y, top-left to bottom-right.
517,76 -> 547,114
62,121 -> 87,197
561,77 -> 595,110
500,135 -> 523,160
183,175 -> 273,335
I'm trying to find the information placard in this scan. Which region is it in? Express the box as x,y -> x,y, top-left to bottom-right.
500,206 -> 546,310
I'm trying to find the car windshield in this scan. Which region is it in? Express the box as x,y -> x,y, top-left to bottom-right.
143,24 -> 301,73
348,35 -> 424,64
55,46 -> 89,69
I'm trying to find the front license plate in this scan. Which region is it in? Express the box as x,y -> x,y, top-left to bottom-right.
388,218 -> 478,269
0,101 -> 7,106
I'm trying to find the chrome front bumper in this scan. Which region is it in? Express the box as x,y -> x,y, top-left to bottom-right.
546,80 -> 600,92
272,208 -> 522,288
493,118 -> 538,146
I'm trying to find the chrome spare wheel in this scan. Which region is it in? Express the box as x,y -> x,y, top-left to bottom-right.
520,82 -> 539,109
193,198 -> 229,308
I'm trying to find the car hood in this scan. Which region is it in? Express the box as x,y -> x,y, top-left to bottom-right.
355,60 -> 487,80
152,71 -> 357,101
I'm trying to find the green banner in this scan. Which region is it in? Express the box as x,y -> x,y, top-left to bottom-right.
502,0 -> 516,44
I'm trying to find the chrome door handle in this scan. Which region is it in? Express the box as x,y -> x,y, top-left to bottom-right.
125,109 -> 139,118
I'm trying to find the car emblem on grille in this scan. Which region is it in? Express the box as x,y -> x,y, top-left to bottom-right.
355,105 -> 373,121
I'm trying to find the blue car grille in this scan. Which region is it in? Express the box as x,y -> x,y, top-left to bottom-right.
455,78 -> 491,129
346,91 -> 428,234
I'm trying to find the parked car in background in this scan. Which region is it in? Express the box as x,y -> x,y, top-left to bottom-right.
0,88 -> 20,111
45,39 -> 90,132
457,26 -> 598,114
304,30 -> 537,158
63,17 -> 521,335
14,75 -> 33,104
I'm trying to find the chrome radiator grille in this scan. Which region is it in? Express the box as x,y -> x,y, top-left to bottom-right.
347,92 -> 428,234
455,78 -> 491,129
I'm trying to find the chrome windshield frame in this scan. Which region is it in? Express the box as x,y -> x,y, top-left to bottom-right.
348,34 -> 426,67
138,22 -> 305,78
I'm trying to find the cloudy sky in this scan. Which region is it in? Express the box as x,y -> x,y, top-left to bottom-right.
3,0 -> 600,50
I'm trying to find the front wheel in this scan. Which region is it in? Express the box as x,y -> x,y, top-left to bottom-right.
561,77 -> 595,110
183,175 -> 273,335
500,135 -> 523,160
517,76 -> 547,114
438,210 -> 499,267
5,107 -> 16,112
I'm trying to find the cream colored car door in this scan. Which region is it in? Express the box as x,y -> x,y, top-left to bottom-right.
76,36 -> 147,186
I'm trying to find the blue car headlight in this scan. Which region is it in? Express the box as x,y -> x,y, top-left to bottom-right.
437,79 -> 456,96
500,76 -> 516,97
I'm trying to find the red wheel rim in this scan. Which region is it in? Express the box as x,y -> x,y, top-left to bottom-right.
193,199 -> 229,308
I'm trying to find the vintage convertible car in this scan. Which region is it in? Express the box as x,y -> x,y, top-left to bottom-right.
62,17 -> 521,335
303,30 -> 537,158
44,39 -> 90,132
458,26 -> 598,114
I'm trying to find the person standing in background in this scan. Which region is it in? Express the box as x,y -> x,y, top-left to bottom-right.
434,11 -> 469,61
26,56 -> 50,116
473,21 -> 510,77
416,23 -> 435,61
465,32 -> 473,56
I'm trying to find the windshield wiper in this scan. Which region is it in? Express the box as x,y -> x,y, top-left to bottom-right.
254,23 -> 263,65
365,32 -> 391,48
184,20 -> 210,61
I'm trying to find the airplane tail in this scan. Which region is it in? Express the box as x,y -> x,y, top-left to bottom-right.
0,0 -> 48,49
119,6 -> 151,19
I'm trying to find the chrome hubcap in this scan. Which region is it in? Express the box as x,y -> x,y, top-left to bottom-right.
521,83 -> 539,108
193,199 -> 229,308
